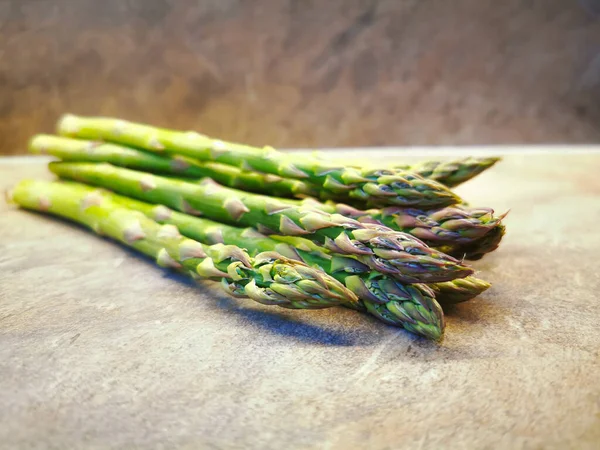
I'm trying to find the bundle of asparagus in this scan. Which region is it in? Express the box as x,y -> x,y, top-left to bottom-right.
31,135 -> 506,260
7,114 -> 507,341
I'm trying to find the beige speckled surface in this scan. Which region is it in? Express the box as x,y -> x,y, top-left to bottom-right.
1,151 -> 599,449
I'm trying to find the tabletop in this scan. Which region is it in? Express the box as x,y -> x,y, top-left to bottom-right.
1,150 -> 599,449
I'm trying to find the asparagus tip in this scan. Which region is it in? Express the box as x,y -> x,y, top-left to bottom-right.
498,209 -> 511,221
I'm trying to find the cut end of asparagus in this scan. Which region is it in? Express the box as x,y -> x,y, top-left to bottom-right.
28,135 -> 48,154
57,114 -> 81,136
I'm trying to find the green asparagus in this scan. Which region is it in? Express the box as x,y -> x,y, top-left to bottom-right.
30,134 -> 320,198
49,162 -> 474,284
313,153 -> 501,187
57,114 -> 462,208
31,134 -> 497,195
429,277 -> 491,304
54,183 -> 446,339
441,223 -> 507,261
394,157 -> 501,188
33,134 -> 505,256
99,184 -> 488,327
298,200 -> 506,248
8,179 -> 354,310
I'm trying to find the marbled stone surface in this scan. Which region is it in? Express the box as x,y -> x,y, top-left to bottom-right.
1,1 -> 600,155
1,150 -> 599,449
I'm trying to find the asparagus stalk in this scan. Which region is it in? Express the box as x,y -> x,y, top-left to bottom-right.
394,157 -> 501,188
29,135 -> 504,254
49,162 -> 474,284
56,183 -> 446,340
30,134 -> 320,199
31,134 -> 497,196
57,114 -> 462,209
99,184 -> 486,327
8,179 -> 355,310
314,153 -> 501,188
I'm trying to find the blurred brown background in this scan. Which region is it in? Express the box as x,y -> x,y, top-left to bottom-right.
1,0 -> 599,155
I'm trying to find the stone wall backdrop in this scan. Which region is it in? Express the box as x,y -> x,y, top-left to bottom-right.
1,0 -> 599,155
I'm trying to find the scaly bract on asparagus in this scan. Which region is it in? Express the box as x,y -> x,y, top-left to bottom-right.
49,162 -> 474,284
8,179 -> 354,309
57,114 -> 462,208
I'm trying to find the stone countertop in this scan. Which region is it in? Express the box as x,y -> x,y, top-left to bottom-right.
1,150 -> 599,449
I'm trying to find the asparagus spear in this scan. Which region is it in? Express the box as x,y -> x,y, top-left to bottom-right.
440,223 -> 507,261
428,277 -> 492,304
57,114 -> 462,209
30,135 -> 504,253
97,184 -> 485,327
8,179 -> 355,310
31,134 -> 497,197
30,134 -> 320,199
394,157 -> 501,188
57,183 -> 446,340
236,194 -> 506,257
33,134 -> 505,255
312,153 -> 501,188
49,162 -> 474,284
299,200 -> 506,248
